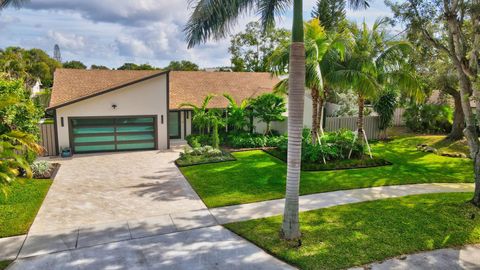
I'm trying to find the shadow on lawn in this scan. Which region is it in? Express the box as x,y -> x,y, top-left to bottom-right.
226,193 -> 480,270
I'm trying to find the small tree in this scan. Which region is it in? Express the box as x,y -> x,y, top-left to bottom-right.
181,94 -> 215,135
373,90 -> 397,139
251,93 -> 286,135
223,93 -> 249,133
63,60 -> 87,69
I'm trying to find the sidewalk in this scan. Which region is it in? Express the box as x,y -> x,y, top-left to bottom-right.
210,183 -> 474,224
351,244 -> 480,270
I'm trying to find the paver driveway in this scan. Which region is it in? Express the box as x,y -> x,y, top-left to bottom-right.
30,149 -> 207,233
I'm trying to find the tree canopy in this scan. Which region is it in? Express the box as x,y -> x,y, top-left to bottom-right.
229,21 -> 290,72
165,60 -> 199,71
63,60 -> 87,70
117,63 -> 158,70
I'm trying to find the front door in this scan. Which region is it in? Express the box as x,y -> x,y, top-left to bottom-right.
168,111 -> 181,139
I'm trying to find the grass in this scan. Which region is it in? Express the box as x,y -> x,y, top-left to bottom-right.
0,178 -> 52,237
225,192 -> 480,270
180,136 -> 473,208
264,148 -> 391,171
0,261 -> 11,270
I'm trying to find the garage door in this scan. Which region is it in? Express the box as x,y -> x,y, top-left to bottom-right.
70,116 -> 157,153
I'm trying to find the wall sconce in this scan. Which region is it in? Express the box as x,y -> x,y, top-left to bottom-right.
112,104 -> 118,109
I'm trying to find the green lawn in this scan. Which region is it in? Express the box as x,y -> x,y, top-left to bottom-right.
180,136 -> 473,208
0,261 -> 11,270
0,179 -> 52,237
225,192 -> 480,270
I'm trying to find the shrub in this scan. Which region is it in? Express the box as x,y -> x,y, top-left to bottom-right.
186,134 -> 223,147
277,129 -> 364,163
177,145 -> 235,166
30,161 -> 52,178
225,133 -> 287,148
404,104 -> 453,134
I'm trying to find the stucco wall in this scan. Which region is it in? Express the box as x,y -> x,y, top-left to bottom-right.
55,74 -> 169,151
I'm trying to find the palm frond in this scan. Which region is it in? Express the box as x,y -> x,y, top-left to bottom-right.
0,0 -> 29,9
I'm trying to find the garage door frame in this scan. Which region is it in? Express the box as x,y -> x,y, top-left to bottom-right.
68,115 -> 158,154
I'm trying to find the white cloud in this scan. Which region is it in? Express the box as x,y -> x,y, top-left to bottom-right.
47,30 -> 86,50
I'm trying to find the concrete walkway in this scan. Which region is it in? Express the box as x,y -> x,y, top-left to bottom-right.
8,226 -> 294,270
351,244 -> 480,270
210,183 -> 474,224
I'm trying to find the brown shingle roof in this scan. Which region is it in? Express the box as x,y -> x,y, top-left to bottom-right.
169,71 -> 278,109
49,69 -> 165,109
49,69 -> 279,109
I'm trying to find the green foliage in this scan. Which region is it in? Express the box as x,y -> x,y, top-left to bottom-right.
63,60 -> 87,69
212,121 -> 220,149
0,47 -> 61,87
311,0 -> 346,31
0,79 -> 43,135
374,90 -> 398,130
250,93 -> 286,134
229,21 -> 290,72
117,63 -> 158,70
226,133 -> 287,148
279,129 -> 364,163
90,65 -> 110,70
404,104 -> 453,134
165,60 -> 199,71
0,80 -> 43,188
30,161 -> 53,179
186,134 -> 220,147
176,146 -> 235,167
224,94 -> 250,132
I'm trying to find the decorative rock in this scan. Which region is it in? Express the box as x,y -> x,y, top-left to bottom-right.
424,146 -> 438,153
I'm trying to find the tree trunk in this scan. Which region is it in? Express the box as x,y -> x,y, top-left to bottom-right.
357,94 -> 365,143
311,88 -> 319,143
447,89 -> 465,140
318,95 -> 325,136
281,0 -> 305,242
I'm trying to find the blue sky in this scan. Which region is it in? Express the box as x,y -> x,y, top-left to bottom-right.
0,0 -> 393,69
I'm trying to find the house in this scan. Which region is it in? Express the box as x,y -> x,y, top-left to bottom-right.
48,69 -> 279,154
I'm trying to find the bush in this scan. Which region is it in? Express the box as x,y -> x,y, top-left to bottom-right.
404,104 -> 453,134
276,129 -> 364,163
225,133 -> 287,148
30,161 -> 52,178
176,145 -> 235,166
186,134 -> 223,147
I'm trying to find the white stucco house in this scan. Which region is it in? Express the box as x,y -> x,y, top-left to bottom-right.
48,69 -> 283,154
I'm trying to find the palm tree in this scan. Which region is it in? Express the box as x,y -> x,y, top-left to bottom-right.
271,19 -> 352,143
0,0 -> 28,9
185,0 -> 369,241
327,18 -> 420,151
180,94 -> 215,135
223,93 -> 249,133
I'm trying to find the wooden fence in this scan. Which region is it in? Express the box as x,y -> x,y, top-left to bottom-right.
39,123 -> 57,156
325,116 -> 381,140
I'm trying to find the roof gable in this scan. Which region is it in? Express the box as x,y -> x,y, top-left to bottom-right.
49,69 -> 166,109
49,69 -> 279,110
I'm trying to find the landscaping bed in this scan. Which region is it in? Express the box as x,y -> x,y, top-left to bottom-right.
225,192 -> 480,270
175,146 -> 236,167
264,148 -> 391,171
0,178 -> 52,237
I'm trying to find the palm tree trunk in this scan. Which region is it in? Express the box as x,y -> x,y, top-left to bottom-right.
311,88 -> 319,144
281,0 -> 305,242
357,94 -> 365,143
318,95 -> 325,136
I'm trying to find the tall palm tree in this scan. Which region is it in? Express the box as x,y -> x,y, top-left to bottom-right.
185,0 -> 369,241
271,19 -> 352,142
0,0 -> 28,9
327,18 -> 420,149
